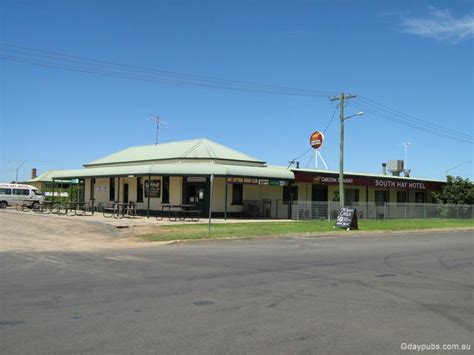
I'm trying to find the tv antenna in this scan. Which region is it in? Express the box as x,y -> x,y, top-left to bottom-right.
148,114 -> 168,145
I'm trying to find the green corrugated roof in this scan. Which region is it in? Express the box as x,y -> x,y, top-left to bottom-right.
52,163 -> 294,180
85,139 -> 264,166
27,170 -> 74,183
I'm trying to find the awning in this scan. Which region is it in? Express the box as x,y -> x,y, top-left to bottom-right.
52,163 -> 294,180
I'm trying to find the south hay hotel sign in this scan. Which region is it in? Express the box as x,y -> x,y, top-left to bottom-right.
294,172 -> 438,191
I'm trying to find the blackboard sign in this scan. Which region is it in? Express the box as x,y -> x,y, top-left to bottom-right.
145,180 -> 161,198
335,207 -> 358,230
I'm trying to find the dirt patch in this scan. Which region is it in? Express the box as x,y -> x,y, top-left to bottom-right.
0,209 -> 159,252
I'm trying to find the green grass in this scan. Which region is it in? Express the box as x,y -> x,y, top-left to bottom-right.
141,219 -> 474,242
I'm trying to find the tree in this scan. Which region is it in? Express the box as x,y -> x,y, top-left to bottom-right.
432,176 -> 474,205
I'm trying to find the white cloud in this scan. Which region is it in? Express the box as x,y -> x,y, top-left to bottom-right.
401,8 -> 474,44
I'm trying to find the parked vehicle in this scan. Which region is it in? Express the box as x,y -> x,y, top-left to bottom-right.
0,183 -> 46,209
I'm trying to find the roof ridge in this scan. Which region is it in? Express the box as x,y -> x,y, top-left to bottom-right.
180,139 -> 206,158
201,140 -> 217,159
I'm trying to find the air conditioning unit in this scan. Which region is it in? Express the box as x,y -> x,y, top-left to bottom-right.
387,160 -> 404,176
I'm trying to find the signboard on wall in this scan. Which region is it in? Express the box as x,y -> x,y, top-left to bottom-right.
294,171 -> 443,191
187,177 -> 207,183
95,185 -> 108,193
145,180 -> 161,198
226,177 -> 287,186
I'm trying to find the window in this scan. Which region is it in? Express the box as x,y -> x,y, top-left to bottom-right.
13,189 -> 29,195
109,178 -> 115,201
397,191 -> 407,203
345,188 -> 360,205
136,178 -> 144,203
33,190 -> 44,196
0,188 -> 11,195
283,185 -> 298,203
375,190 -> 388,205
162,176 -> 170,204
415,192 -> 425,203
232,184 -> 243,205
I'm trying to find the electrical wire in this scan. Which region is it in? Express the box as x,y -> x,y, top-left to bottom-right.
358,95 -> 471,140
0,43 -> 337,97
322,104 -> 339,134
287,104 -> 339,168
350,99 -> 473,144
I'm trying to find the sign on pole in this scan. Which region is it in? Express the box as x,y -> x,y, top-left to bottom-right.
309,131 -> 325,149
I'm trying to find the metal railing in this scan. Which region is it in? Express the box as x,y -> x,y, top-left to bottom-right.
291,201 -> 474,220
242,199 -> 296,219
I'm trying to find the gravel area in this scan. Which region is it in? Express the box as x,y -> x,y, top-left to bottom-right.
0,208 -> 290,252
0,209 -> 149,252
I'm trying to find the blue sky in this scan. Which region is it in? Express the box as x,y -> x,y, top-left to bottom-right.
0,0 -> 473,182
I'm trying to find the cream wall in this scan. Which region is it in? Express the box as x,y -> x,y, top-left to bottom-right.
211,178 -> 243,213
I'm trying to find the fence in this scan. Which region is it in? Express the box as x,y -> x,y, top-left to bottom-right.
291,201 -> 474,220
242,199 -> 295,219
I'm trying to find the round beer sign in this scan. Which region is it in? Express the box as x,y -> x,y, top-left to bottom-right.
309,131 -> 324,149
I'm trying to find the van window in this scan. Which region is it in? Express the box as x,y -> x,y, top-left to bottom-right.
33,190 -> 44,196
13,189 -> 30,196
0,188 -> 12,195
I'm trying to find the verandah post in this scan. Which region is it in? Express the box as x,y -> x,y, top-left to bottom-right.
147,174 -> 151,219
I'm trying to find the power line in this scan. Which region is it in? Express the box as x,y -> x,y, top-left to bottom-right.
358,95 -> 471,140
350,99 -> 473,144
351,100 -> 472,143
2,43 -> 471,145
0,43 -> 336,97
322,103 -> 339,134
0,43 -> 336,95
287,104 -> 340,168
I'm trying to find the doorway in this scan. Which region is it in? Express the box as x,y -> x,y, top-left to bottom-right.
312,184 -> 328,202
183,177 -> 209,216
311,184 -> 328,218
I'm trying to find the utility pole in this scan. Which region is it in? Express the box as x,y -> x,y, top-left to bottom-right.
330,93 -> 357,208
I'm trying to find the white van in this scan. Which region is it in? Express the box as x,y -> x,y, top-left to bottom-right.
0,183 -> 46,209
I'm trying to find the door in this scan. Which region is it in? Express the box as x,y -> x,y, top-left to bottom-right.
311,185 -> 328,218
123,183 -> 129,203
184,179 -> 209,216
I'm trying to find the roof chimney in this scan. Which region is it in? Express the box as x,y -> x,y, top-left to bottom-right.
31,168 -> 37,179
382,163 -> 387,175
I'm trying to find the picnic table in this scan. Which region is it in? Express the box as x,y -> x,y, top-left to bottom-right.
65,202 -> 92,216
158,204 -> 201,222
103,202 -> 136,219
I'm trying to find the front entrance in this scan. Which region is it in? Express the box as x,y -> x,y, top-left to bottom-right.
123,183 -> 129,203
183,177 -> 209,216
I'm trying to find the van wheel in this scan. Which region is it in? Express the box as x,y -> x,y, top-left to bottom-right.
0,201 -> 7,209
31,202 -> 39,210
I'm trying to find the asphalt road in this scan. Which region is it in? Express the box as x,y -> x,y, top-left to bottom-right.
1,231 -> 473,354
